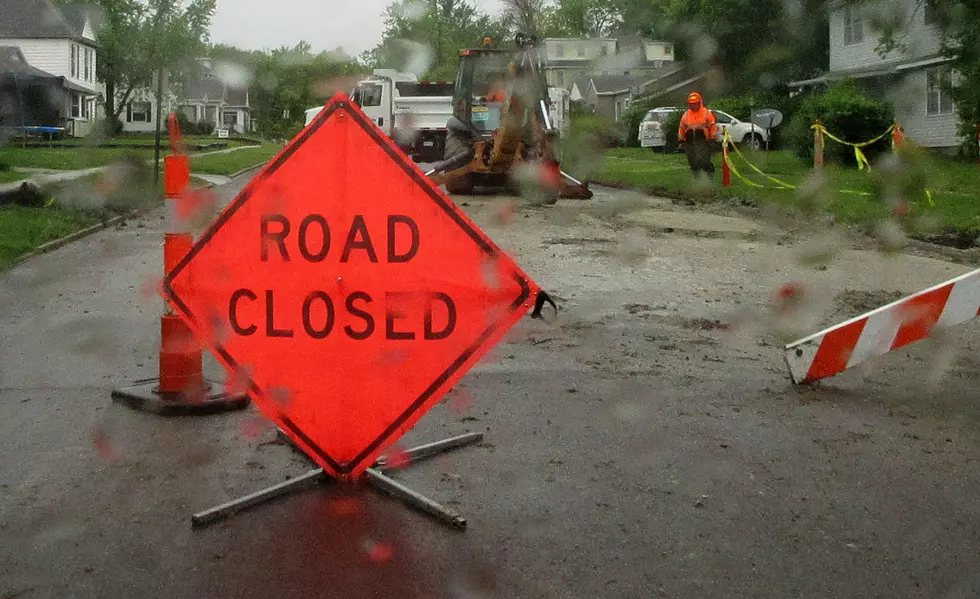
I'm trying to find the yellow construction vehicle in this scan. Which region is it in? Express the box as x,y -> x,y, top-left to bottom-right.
425,33 -> 593,203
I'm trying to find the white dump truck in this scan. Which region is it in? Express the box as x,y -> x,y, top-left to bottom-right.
304,69 -> 454,163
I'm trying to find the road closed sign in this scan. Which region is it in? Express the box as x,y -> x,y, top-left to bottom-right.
163,94 -> 544,480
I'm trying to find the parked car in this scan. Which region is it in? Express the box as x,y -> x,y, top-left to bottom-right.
637,107 -> 681,151
637,106 -> 771,151
711,109 -> 770,150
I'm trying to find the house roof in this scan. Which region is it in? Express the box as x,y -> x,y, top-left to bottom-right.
58,4 -> 101,44
0,45 -> 58,78
181,58 -> 251,106
0,0 -> 76,39
590,74 -> 645,95
787,53 -> 953,87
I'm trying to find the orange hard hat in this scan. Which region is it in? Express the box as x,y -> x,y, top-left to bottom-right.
687,92 -> 702,104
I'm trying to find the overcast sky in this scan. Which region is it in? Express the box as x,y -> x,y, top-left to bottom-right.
210,0 -> 505,58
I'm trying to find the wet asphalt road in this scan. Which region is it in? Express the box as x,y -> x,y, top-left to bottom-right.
2,168 -> 980,598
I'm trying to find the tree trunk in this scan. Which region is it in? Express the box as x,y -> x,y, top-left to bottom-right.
104,77 -> 116,137
114,86 -> 135,120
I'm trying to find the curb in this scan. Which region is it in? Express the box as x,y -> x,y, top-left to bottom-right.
11,181 -> 219,268
14,210 -> 137,266
228,161 -> 270,179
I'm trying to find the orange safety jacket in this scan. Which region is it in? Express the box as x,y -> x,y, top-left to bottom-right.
678,101 -> 718,142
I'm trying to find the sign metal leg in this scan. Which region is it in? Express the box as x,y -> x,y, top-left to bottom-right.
191,432 -> 484,530
366,467 -> 467,530
191,468 -> 326,529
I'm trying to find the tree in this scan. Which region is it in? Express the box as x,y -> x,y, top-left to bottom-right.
550,0 -> 621,36
245,42 -> 366,140
362,0 -> 510,80
500,0 -> 552,37
55,0 -> 217,132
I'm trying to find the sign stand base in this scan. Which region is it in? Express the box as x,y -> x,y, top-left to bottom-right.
190,431 -> 484,531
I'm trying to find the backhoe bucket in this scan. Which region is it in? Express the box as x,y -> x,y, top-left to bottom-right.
557,169 -> 593,199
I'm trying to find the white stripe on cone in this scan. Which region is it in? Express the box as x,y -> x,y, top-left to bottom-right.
784,268 -> 980,384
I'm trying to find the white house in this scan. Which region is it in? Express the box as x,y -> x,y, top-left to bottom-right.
789,0 -> 959,149
118,58 -> 253,135
176,58 -> 252,135
0,0 -> 101,137
116,70 -> 180,134
540,36 -> 676,90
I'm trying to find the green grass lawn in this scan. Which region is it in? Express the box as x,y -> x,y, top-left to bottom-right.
0,172 -> 215,270
0,138 -> 265,171
0,147 -> 161,170
0,170 -> 28,184
0,205 -> 99,269
591,147 -> 980,242
187,143 -> 284,175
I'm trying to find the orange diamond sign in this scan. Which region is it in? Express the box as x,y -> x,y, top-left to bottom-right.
162,94 -> 544,480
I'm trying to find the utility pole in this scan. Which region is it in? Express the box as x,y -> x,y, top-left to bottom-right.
154,67 -> 164,185
150,1 -> 171,186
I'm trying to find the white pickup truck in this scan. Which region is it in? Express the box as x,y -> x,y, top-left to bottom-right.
304,70 -> 454,163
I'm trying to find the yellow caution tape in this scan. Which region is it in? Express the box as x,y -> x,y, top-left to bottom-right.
925,189 -> 934,207
721,130 -> 796,190
45,196 -> 56,207
810,123 -> 895,170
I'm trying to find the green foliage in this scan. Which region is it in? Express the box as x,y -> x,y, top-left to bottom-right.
214,42 -> 368,141
361,0 -> 510,81
785,81 -> 895,165
654,0 -> 828,93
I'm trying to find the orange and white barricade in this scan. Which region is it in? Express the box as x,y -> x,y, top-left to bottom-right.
784,268 -> 980,384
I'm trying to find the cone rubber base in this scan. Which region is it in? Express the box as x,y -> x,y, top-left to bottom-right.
111,379 -> 250,416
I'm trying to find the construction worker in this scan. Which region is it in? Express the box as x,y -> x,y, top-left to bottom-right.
677,92 -> 718,179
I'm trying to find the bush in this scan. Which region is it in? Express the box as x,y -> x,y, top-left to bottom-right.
197,121 -> 216,136
95,115 -> 123,137
785,80 -> 895,165
661,110 -> 684,153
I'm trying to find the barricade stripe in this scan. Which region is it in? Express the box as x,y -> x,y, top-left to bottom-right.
845,310 -> 903,370
890,286 -> 951,351
938,273 -> 980,328
805,319 -> 866,382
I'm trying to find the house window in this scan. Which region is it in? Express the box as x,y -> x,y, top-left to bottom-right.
843,7 -> 864,45
69,93 -> 91,119
555,42 -> 565,58
84,48 -> 90,81
926,66 -> 954,115
128,101 -> 152,123
577,42 -> 586,58
556,70 -> 565,86
223,111 -> 238,127
70,44 -> 77,78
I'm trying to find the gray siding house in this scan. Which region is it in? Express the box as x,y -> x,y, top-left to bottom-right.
789,0 -> 959,149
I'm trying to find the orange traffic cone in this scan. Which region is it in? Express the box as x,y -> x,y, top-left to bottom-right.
111,114 -> 249,416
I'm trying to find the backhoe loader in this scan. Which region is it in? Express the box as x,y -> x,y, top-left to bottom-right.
425,33 -> 593,203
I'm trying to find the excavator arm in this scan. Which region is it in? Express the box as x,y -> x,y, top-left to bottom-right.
426,35 -> 592,201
